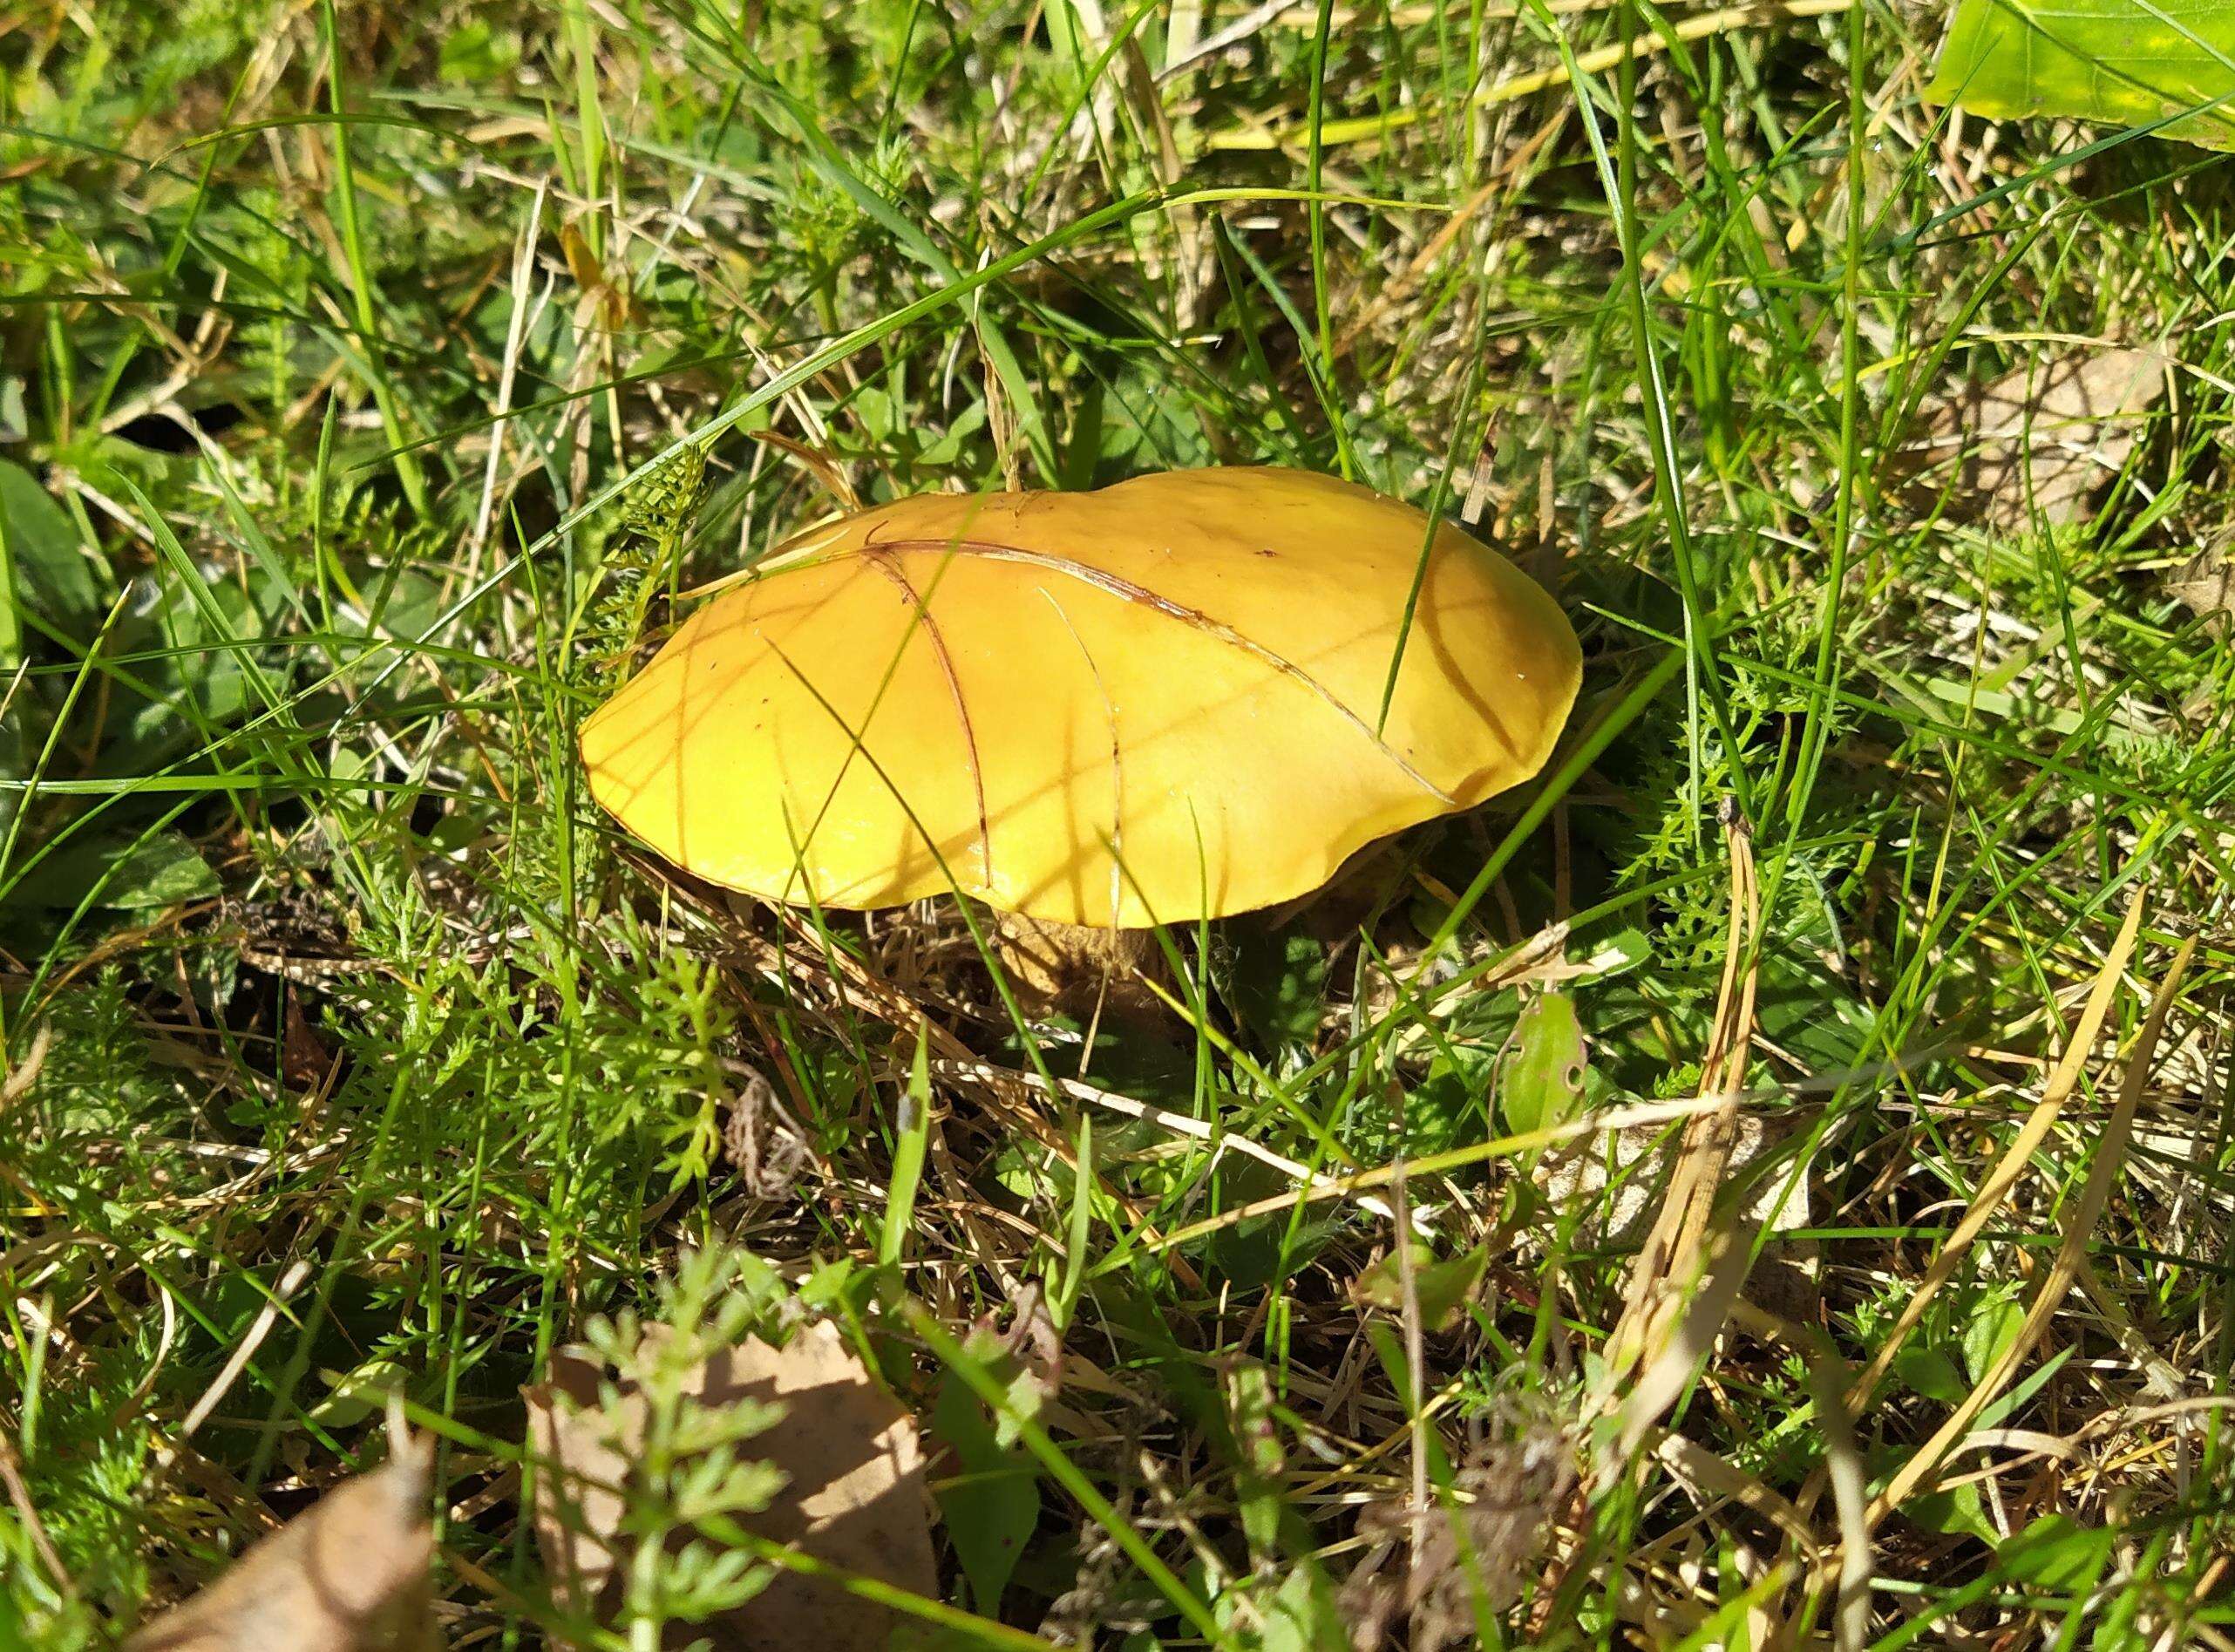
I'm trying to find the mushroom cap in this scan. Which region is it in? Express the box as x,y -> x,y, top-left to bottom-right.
580,466 -> 1581,928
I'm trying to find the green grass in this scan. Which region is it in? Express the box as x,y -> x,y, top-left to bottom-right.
4,0 -> 2235,1645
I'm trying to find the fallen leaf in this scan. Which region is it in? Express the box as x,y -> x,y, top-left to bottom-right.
1902,347 -> 2168,531
1535,1112 -> 1809,1248
126,1441 -> 436,1652
2167,543 -> 2235,638
281,995 -> 336,1091
526,1319 -> 937,1650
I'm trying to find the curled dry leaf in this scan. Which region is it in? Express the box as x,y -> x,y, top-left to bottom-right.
968,1280 -> 1063,1422
721,1064 -> 809,1197
126,1440 -> 436,1652
526,1320 -> 937,1651
1902,347 -> 2169,531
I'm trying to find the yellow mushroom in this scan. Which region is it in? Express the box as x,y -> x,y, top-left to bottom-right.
581,466 -> 1580,1009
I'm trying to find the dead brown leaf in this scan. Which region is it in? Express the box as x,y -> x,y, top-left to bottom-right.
126,1440 -> 436,1652
280,996 -> 336,1091
2167,542 -> 2235,638
526,1319 -> 937,1651
1902,346 -> 2168,530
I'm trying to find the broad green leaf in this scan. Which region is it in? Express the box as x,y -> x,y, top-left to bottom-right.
1350,1241 -> 1490,1329
1225,926 -> 1330,1050
1893,1345 -> 1967,1404
1227,1363 -> 1287,1560
1500,989 -> 1587,1139
929,1340 -> 1041,1614
1926,0 -> 2235,151
0,459 -> 103,644
1960,1285 -> 2028,1385
1412,1041 -> 1499,1154
307,1357 -> 409,1427
1588,925 -> 1653,977
24,831 -> 220,911
438,18 -> 519,81
1902,1478 -> 2000,1544
1253,1565 -> 1347,1652
1998,1513 -> 2116,1591
0,717 -> 18,850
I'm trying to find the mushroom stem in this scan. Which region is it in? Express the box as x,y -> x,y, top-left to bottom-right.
992,914 -> 1165,1021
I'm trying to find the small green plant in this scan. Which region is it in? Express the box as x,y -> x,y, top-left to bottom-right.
589,438 -> 716,683
536,1247 -> 792,1644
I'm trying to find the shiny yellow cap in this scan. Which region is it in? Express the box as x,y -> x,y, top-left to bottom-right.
580,466 -> 1580,927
